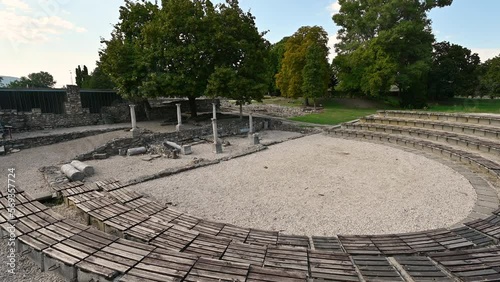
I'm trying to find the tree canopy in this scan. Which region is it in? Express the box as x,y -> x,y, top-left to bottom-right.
479,55 -> 500,99
333,0 -> 453,107
428,41 -> 480,100
75,65 -> 90,88
100,0 -> 269,117
7,71 -> 56,88
276,26 -> 330,104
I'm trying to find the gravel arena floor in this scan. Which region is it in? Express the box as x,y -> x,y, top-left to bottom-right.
0,128 -> 480,281
132,134 -> 476,236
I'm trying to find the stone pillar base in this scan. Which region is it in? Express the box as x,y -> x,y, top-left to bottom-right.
176,124 -> 184,132
213,143 -> 223,154
251,134 -> 260,145
131,128 -> 140,138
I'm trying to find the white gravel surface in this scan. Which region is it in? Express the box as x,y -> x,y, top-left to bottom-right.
132,134 -> 477,236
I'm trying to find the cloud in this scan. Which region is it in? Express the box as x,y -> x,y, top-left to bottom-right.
327,1 -> 341,16
471,48 -> 500,62
0,6 -> 87,46
328,35 -> 340,61
1,0 -> 30,11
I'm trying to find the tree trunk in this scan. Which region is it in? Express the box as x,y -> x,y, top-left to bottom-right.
314,100 -> 316,111
304,97 -> 310,107
188,96 -> 198,118
239,103 -> 243,120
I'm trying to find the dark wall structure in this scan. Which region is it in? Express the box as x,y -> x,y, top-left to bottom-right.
0,86 -> 220,131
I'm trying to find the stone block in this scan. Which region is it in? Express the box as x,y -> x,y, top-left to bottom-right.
43,253 -> 77,281
251,134 -> 260,145
213,143 -> 223,154
93,153 -> 108,160
119,149 -> 127,156
182,145 -> 192,155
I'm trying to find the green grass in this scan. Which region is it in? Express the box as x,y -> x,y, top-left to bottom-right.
290,100 -> 384,125
427,98 -> 500,114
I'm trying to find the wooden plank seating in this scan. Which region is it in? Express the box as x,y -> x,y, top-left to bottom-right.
66,190 -> 107,207
262,245 -> 308,273
60,183 -> 99,198
430,246 -> 500,282
95,178 -> 123,192
465,215 -> 500,240
192,220 -> 225,236
124,217 -> 173,243
132,200 -> 166,216
221,241 -> 267,265
183,234 -> 232,258
338,235 -> 382,255
246,265 -> 307,282
308,250 -> 360,281
119,248 -> 197,281
312,236 -> 344,252
170,213 -> 201,229
451,226 -> 496,247
277,234 -> 310,248
351,256 -> 404,281
87,202 -> 131,230
151,225 -> 199,252
184,257 -> 250,282
369,235 -> 416,255
52,181 -> 84,192
245,229 -> 279,246
217,224 -> 250,242
102,209 -> 149,237
77,238 -> 154,281
108,188 -> 143,204
393,256 -> 453,281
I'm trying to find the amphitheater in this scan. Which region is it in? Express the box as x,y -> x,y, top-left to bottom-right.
2,110 -> 500,282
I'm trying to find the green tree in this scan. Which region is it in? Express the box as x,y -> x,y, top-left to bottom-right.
428,42 -> 480,100
0,77 -> 3,88
302,44 -> 330,108
479,55 -> 500,99
7,71 -> 56,88
139,0 -> 217,117
276,26 -> 329,105
75,65 -> 90,87
333,0 -> 453,108
99,0 -> 159,117
205,0 -> 270,118
267,37 -> 288,95
81,65 -> 116,89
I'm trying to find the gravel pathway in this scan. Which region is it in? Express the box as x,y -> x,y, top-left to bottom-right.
131,134 -> 477,236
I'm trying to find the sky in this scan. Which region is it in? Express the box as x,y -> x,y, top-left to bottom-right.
1,0 -> 499,88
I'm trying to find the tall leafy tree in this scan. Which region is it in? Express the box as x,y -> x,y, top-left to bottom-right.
7,71 -> 56,88
99,0 -> 159,117
267,37 -> 288,95
333,0 -> 453,107
276,26 -> 329,104
479,55 -> 500,99
428,42 -> 480,100
75,65 -> 90,87
302,44 -> 330,107
205,0 -> 270,118
140,0 -> 217,117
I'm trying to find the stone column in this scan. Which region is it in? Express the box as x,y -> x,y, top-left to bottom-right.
249,113 -> 254,134
129,104 -> 137,129
64,85 -> 83,114
212,103 -> 217,120
176,103 -> 183,132
212,118 -> 222,154
129,104 -> 139,137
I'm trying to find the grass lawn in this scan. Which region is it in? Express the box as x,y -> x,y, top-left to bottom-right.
290,99 -> 388,125
427,98 -> 500,114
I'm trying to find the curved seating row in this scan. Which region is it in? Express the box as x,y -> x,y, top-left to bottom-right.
343,123 -> 500,158
378,110 -> 500,126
